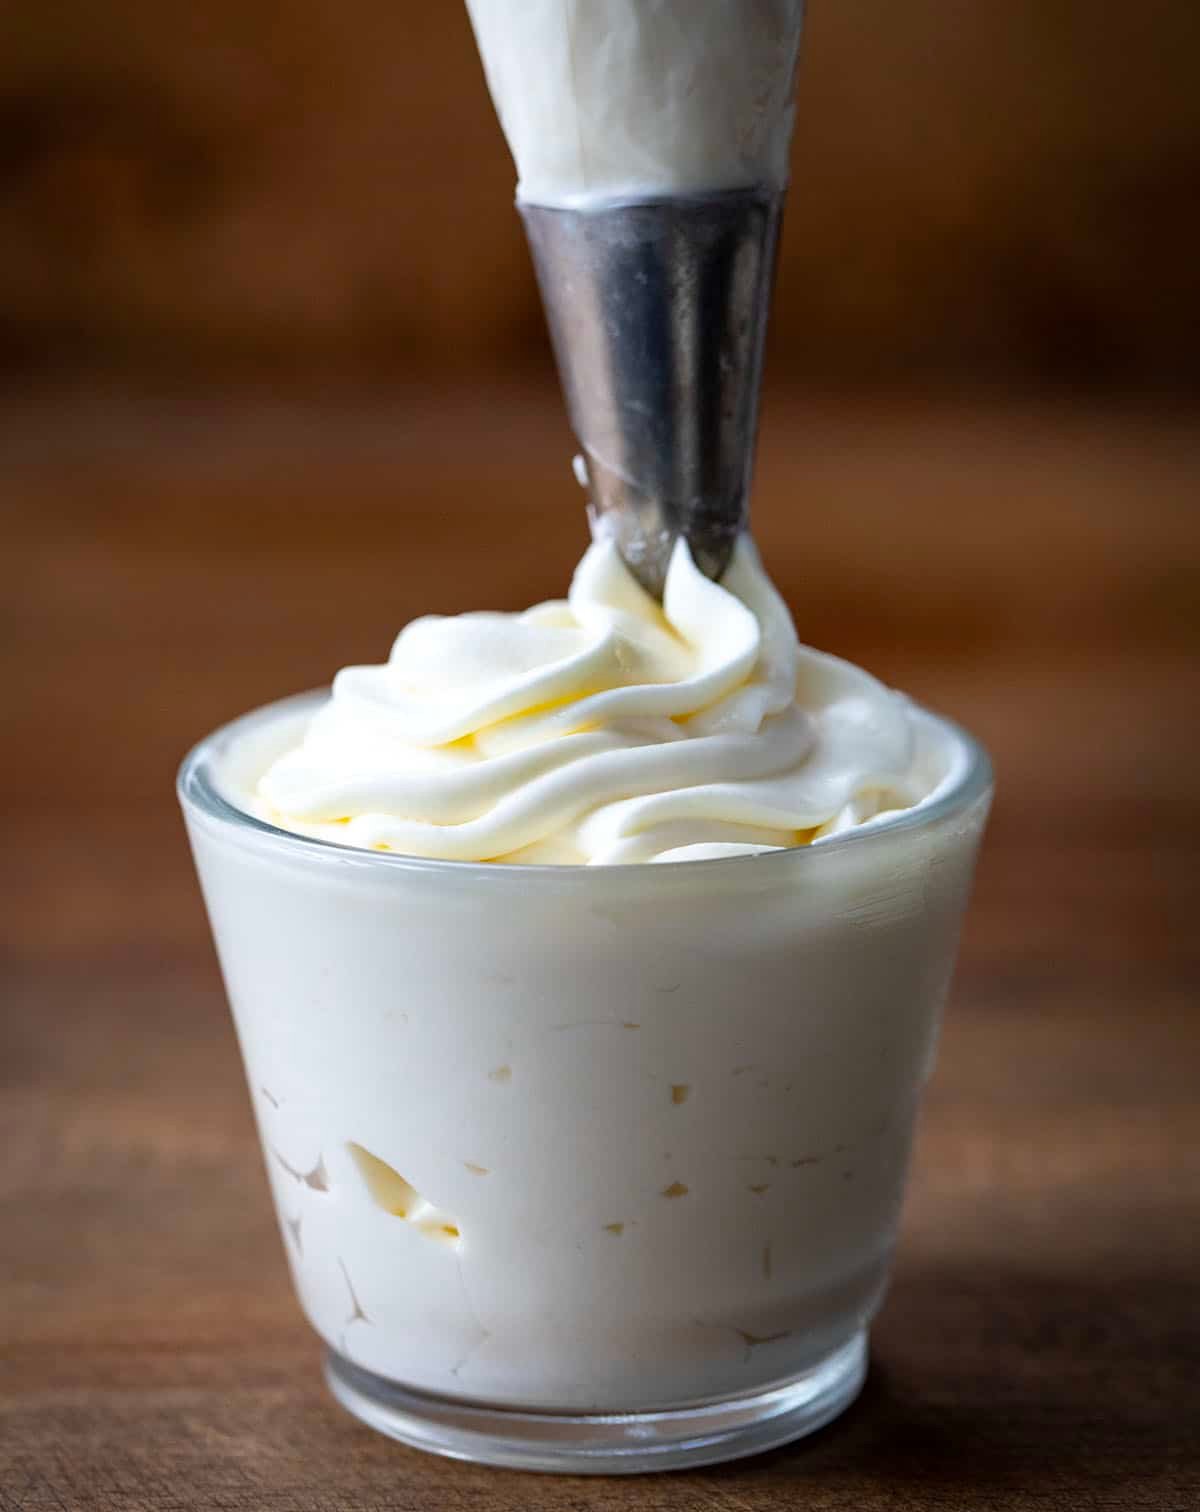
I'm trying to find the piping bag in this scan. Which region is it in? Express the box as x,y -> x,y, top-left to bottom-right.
465,1 -> 805,598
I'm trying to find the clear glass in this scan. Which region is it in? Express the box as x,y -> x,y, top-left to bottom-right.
178,691 -> 992,1473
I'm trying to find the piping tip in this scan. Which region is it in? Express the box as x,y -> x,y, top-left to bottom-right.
521,189 -> 783,599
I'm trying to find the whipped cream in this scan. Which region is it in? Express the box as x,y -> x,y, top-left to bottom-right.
465,0 -> 805,207
184,681 -> 989,1418
255,539 -> 959,865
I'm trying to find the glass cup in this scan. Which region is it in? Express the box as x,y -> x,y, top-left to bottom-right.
179,690 -> 991,1473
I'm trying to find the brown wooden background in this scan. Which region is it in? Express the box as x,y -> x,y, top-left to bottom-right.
2,3 -> 1199,1507
2,0 -> 1199,389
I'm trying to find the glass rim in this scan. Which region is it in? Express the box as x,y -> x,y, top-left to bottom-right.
177,688 -> 993,886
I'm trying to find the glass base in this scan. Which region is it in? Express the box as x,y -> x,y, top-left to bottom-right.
324,1330 -> 867,1474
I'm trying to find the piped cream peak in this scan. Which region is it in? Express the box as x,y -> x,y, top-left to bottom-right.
254,537 -> 959,865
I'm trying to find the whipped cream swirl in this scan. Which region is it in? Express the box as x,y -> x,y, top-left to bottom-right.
255,540 -> 954,864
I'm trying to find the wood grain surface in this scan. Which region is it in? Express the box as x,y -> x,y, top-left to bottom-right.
2,387 -> 1198,1509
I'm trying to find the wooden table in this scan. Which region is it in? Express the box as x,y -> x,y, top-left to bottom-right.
3,387 -> 1197,1509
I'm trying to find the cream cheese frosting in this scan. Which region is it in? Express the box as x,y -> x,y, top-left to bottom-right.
254,539 -> 961,865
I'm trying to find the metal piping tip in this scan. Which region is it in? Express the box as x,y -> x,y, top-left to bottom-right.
521,188 -> 783,599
